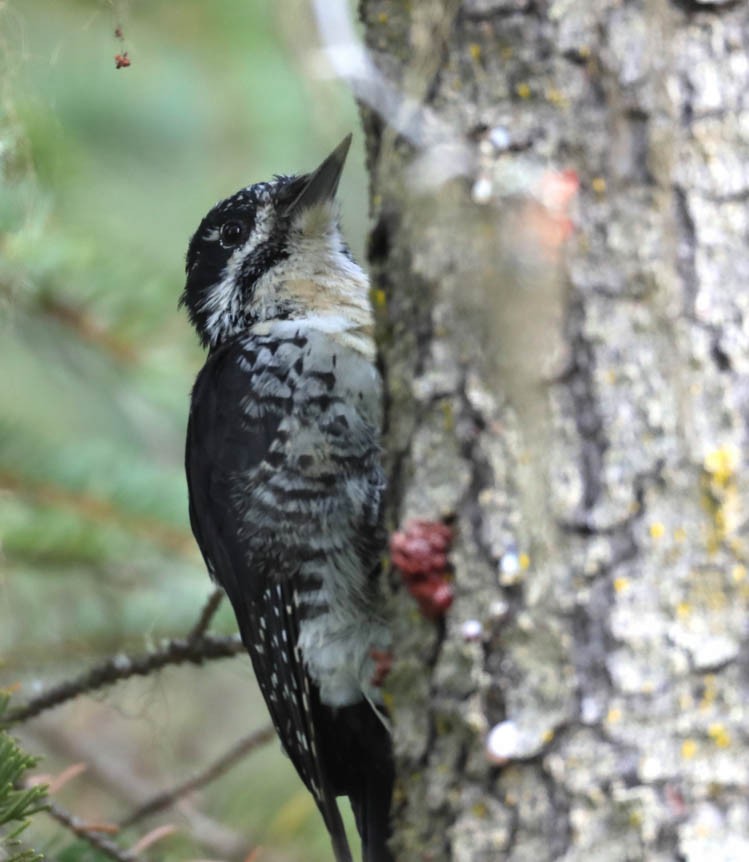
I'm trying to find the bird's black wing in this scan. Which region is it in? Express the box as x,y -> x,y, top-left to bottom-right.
185,339 -> 352,862
186,342 -> 280,600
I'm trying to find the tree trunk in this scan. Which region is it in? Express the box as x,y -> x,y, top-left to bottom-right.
360,1 -> 749,859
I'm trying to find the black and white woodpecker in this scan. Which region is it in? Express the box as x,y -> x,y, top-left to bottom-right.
181,136 -> 394,862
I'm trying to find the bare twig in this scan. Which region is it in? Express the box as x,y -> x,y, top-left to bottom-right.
128,823 -> 178,855
310,0 -> 471,190
4,635 -> 244,726
32,761 -> 88,794
45,798 -> 138,862
311,0 -> 451,148
27,717 -> 248,860
187,588 -> 225,642
120,724 -> 275,827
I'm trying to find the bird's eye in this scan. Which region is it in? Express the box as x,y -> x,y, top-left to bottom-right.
219,220 -> 246,248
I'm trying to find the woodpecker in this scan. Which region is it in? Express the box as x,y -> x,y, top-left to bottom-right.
181,136 -> 394,862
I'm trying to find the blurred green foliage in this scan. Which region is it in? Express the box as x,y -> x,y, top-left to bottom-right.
0,1 -> 365,859
0,693 -> 47,862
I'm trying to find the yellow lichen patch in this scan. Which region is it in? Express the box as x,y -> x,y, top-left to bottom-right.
704,445 -> 738,488
469,43 -> 482,61
707,723 -> 731,748
701,445 -> 740,550
377,12 -> 388,24
472,802 -> 488,818
629,810 -> 643,827
542,728 -> 555,744
441,400 -> 455,433
546,86 -> 567,107
706,589 -> 727,612
515,82 -> 531,99
699,675 -> 717,710
392,783 -> 406,804
649,521 -> 665,540
372,288 -> 387,309
731,564 -> 746,584
704,531 -> 720,556
519,552 -> 530,571
606,707 -> 621,725
727,536 -> 745,557
676,601 -> 691,620
591,176 -> 607,195
681,739 -> 697,760
613,576 -> 630,594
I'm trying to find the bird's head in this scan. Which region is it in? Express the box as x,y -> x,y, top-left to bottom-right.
181,135 -> 369,350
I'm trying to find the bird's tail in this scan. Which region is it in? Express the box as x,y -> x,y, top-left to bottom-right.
350,759 -> 395,862
319,800 -> 354,862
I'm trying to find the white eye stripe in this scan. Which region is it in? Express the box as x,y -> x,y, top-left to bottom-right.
198,205 -> 277,344
231,213 -> 272,259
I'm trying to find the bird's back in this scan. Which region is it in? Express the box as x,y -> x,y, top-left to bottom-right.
186,322 -> 392,849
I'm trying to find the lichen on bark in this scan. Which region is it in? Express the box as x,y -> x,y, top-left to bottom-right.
361,0 -> 749,859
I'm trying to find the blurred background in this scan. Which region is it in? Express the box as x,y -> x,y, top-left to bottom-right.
0,1 -> 366,859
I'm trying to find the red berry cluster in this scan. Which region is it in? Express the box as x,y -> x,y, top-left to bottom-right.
390,520 -> 454,620
114,24 -> 131,69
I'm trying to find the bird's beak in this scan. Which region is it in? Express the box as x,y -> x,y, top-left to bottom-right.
283,134 -> 352,218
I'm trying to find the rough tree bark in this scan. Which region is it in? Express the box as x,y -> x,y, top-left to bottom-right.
360,1 -> 749,860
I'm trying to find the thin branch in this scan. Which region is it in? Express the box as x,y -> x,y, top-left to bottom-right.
3,635 -> 244,726
187,588 -> 225,642
45,798 -> 138,862
27,717 -> 248,860
310,0 -> 472,190
311,0 -> 454,148
128,824 -> 178,855
120,724 -> 275,828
